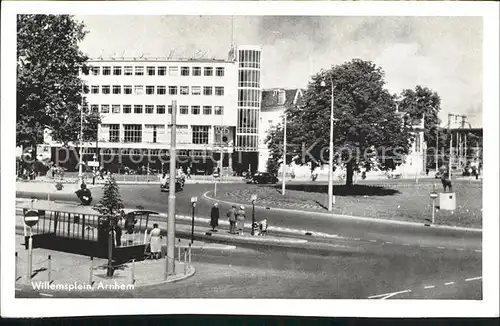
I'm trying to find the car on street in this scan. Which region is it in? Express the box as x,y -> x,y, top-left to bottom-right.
246,172 -> 279,184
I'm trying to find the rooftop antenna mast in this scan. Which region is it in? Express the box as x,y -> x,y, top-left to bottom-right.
231,16 -> 234,48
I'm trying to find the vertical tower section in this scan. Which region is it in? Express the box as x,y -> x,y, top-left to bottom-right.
235,45 -> 262,172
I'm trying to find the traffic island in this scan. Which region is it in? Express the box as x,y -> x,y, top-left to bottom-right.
208,181 -> 482,229
14,234 -> 196,297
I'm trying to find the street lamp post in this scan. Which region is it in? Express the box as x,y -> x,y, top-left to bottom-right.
251,194 -> 257,236
320,77 -> 335,212
167,100 -> 178,275
282,113 -> 287,195
78,84 -> 85,186
190,197 -> 197,244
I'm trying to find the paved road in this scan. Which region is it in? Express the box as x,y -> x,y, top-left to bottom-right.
16,181 -> 482,299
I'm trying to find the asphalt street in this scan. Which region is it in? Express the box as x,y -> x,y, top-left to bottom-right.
16,181 -> 482,299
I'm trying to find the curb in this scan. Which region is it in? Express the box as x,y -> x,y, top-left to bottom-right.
202,191 -> 483,233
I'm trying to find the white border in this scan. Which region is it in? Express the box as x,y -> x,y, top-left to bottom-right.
2,1 -> 499,318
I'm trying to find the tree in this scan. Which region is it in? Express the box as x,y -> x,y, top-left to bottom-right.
17,15 -> 100,150
266,59 -> 413,186
94,175 -> 124,277
398,86 -> 449,169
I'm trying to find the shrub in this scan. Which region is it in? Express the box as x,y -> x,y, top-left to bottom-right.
55,182 -> 63,191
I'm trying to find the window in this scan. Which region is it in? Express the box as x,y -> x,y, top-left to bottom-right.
181,67 -> 190,76
168,86 -> 177,95
91,104 -> 99,113
146,125 -> 164,143
192,126 -> 209,144
157,86 -> 166,95
203,106 -> 212,115
147,66 -> 155,76
113,66 -> 122,76
203,86 -> 213,96
180,86 -> 189,95
112,105 -> 120,114
102,66 -> 111,75
168,105 -> 172,114
107,124 -> 120,142
191,86 -> 201,95
168,66 -> 178,76
134,85 -> 144,95
134,105 -> 143,114
84,85 -> 90,94
214,106 -> 224,115
204,67 -> 213,76
158,66 -> 166,76
123,105 -> 132,114
102,86 -> 111,94
91,86 -> 99,94
146,86 -> 155,95
124,85 -> 132,94
112,85 -> 121,94
145,105 -> 154,114
124,124 -> 142,143
157,105 -> 166,114
82,103 -> 89,112
124,66 -> 133,75
179,106 -> 189,114
191,106 -> 200,115
135,66 -> 144,76
238,70 -> 260,88
216,67 -> 224,77
192,67 -> 201,76
238,89 -> 260,107
101,105 -> 110,113
91,67 -> 100,75
215,87 -> 224,96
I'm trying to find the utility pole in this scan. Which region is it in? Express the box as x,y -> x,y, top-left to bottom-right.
448,113 -> 452,180
167,100 -> 177,275
461,115 -> 467,167
435,125 -> 439,172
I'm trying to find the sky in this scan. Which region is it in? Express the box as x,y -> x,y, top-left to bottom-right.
76,15 -> 483,127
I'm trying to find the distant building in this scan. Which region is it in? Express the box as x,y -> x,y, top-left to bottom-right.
258,88 -> 305,172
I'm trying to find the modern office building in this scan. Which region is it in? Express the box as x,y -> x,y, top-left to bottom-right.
45,45 -> 262,174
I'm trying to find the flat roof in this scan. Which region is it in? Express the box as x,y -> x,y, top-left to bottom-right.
88,57 -> 233,64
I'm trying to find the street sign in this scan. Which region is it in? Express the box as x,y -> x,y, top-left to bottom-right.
251,194 -> 257,201
430,192 -> 438,199
88,161 -> 99,167
24,210 -> 39,227
216,126 -> 230,136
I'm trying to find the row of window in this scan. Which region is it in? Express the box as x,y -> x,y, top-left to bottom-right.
86,66 -> 225,77
103,124 -> 212,144
87,85 -> 225,96
86,104 -> 224,115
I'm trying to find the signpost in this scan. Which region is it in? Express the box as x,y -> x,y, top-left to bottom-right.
251,194 -> 257,236
24,210 -> 39,282
190,197 -> 198,244
430,184 -> 438,224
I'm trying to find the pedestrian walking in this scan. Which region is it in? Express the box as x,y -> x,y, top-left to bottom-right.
236,205 -> 246,235
149,223 -> 162,259
227,205 -> 237,234
210,203 -> 220,232
186,166 -> 192,179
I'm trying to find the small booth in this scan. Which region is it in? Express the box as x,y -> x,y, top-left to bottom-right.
21,201 -> 160,264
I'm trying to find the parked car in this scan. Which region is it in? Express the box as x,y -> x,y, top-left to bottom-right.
160,176 -> 185,192
246,172 -> 279,184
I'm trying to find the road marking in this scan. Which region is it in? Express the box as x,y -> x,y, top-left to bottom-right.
15,288 -> 21,291
369,240 -> 377,243
354,238 -> 360,241
465,277 -> 482,282
403,243 -> 410,246
474,250 -> 482,253
457,248 -> 465,251
437,246 -> 446,249
424,285 -> 435,289
444,282 -> 455,286
385,241 -> 393,244
40,293 -> 53,297
368,289 -> 411,299
419,245 -> 426,248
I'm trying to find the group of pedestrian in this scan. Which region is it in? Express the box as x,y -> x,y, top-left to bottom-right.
210,203 -> 247,235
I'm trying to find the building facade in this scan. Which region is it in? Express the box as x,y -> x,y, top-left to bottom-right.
45,45 -> 262,174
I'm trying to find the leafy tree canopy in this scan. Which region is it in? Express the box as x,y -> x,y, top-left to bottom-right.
94,176 -> 124,223
266,59 -> 414,185
17,14 -> 100,148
